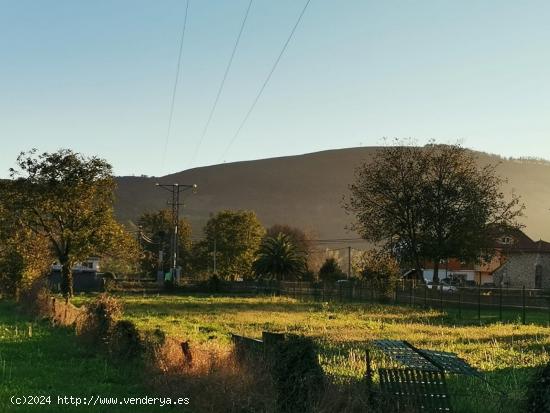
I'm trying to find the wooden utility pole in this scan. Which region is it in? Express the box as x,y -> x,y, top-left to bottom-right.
348,246 -> 351,279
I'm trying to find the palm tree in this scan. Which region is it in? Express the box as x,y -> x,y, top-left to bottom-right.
253,233 -> 306,281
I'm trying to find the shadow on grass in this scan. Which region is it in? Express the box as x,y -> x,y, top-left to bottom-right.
119,294 -> 455,327
0,301 -> 185,413
110,292 -> 550,330
444,366 -> 538,413
317,339 -> 536,413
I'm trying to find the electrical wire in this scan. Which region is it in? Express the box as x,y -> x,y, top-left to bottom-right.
191,0 -> 253,166
161,0 -> 190,171
218,0 -> 311,161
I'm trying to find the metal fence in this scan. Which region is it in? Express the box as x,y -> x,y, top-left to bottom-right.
273,280 -> 550,325
176,279 -> 550,325
118,277 -> 550,325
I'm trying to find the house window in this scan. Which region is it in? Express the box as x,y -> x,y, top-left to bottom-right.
499,236 -> 514,245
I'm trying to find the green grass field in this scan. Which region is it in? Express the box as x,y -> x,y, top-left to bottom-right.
0,301 -> 187,413
3,294 -> 549,412
99,293 -> 548,413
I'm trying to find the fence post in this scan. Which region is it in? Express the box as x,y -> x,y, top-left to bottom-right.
365,348 -> 373,388
499,284 -> 503,322
412,279 -> 415,306
424,284 -> 427,308
477,282 -> 481,324
522,285 -> 526,325
439,285 -> 443,310
409,280 -> 413,306
458,288 -> 462,319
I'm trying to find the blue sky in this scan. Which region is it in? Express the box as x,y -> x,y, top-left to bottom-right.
1,0 -> 549,177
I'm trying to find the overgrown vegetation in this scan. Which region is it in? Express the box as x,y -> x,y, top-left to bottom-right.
1,149 -> 136,298
353,249 -> 401,299
67,293 -> 550,412
272,335 -> 324,413
0,300 -> 184,413
318,257 -> 345,282
0,206 -> 51,299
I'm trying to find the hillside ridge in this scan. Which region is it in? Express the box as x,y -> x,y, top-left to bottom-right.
114,146 -> 550,242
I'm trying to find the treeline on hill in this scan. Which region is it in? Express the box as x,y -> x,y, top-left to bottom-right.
0,140 -> 524,300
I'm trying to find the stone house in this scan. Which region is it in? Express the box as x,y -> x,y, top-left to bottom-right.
492,230 -> 550,289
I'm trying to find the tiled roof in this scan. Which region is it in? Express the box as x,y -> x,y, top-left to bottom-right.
497,229 -> 550,253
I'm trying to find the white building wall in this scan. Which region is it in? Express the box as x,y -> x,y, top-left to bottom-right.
422,269 -> 476,282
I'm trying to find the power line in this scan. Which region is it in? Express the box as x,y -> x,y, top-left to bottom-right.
191,0 -> 253,166
161,0 -> 190,171
184,236 -> 365,244
218,0 -> 311,162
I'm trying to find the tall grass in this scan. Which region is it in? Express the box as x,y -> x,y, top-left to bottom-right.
83,293 -> 549,412
0,301 -> 186,413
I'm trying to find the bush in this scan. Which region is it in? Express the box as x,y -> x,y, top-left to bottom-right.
110,320 -> 143,360
300,269 -> 316,282
318,258 -> 345,283
206,274 -> 222,292
18,278 -> 51,317
272,335 -> 324,413
355,249 -> 400,301
100,272 -> 116,292
527,362 -> 550,412
79,294 -> 122,348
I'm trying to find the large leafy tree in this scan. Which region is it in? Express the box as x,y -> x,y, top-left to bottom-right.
265,224 -> 312,255
200,210 -> 265,280
253,233 -> 306,281
0,202 -> 52,299
99,228 -> 140,277
137,209 -> 192,276
265,224 -> 312,266
4,149 -> 128,298
345,143 -> 428,277
418,144 -> 523,281
346,142 -> 523,282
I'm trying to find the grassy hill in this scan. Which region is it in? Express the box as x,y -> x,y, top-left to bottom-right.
114,147 -> 550,241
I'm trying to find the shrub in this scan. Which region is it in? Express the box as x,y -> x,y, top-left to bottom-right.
206,273 -> 222,292
18,278 -> 51,318
527,362 -> 550,413
318,258 -> 345,283
272,335 -> 324,413
300,269 -> 316,282
100,272 -> 116,292
110,319 -> 143,360
355,249 -> 400,301
79,294 -> 122,348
